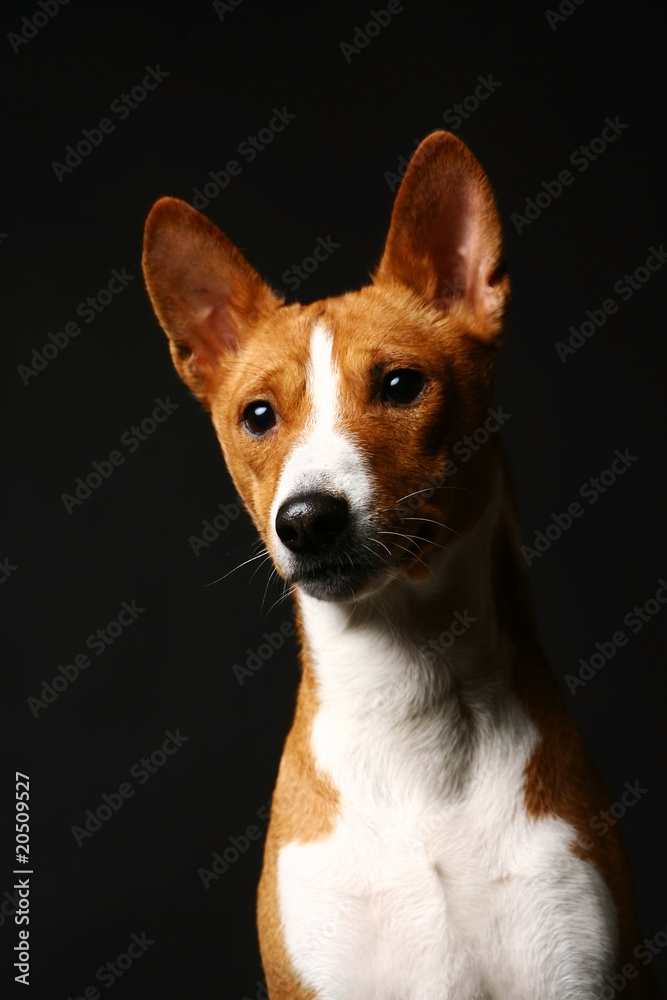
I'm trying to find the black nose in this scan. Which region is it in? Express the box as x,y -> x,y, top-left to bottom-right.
275,492 -> 349,555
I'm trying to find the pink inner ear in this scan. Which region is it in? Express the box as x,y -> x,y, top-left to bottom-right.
143,197 -> 283,396
433,199 -> 479,305
419,187 -> 491,310
373,132 -> 506,333
188,284 -> 241,356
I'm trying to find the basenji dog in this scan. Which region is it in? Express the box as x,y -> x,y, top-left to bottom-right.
142,132 -> 657,999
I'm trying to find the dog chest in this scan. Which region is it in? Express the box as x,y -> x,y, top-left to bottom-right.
271,699 -> 617,999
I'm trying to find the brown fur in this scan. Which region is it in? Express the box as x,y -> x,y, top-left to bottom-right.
489,470 -> 656,995
142,131 -> 655,997
257,614 -> 339,998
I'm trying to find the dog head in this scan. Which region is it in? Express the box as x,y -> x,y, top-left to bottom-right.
142,131 -> 509,600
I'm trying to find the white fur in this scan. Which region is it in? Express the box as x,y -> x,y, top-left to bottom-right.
277,496 -> 614,998
269,323 -> 617,998
269,322 -> 374,577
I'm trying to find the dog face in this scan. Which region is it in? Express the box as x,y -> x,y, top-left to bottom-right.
142,132 -> 509,600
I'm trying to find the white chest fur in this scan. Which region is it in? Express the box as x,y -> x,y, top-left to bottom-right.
275,583 -> 617,1000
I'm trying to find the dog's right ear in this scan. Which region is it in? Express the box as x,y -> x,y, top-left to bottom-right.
142,198 -> 283,408
373,132 -> 509,346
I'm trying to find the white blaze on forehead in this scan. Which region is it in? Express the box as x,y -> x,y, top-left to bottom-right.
308,322 -> 339,431
270,321 -> 375,565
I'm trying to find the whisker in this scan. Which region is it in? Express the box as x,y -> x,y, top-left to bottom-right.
378,529 -> 451,555
377,532 -> 430,570
382,484 -> 475,513
265,583 -> 297,616
400,516 -> 461,538
361,541 -> 390,565
382,529 -> 458,552
401,515 -> 447,527
261,565 -> 280,613
204,549 -> 270,587
379,529 -> 419,544
250,553 -> 274,584
383,487 -> 441,508
366,536 -> 392,557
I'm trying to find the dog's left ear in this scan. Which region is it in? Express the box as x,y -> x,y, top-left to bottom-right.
373,131 -> 509,345
142,197 -> 282,408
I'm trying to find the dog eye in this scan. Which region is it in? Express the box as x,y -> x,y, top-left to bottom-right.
381,369 -> 425,406
243,401 -> 276,435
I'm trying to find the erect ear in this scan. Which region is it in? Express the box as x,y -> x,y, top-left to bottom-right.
373,131 -> 509,345
142,197 -> 283,408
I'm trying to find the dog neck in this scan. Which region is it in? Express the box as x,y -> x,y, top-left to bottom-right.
294,447 -> 522,726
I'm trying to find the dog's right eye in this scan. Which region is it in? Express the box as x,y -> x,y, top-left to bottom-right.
243,401 -> 276,435
380,369 -> 426,406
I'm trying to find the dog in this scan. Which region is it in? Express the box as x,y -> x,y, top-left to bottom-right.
142,132 -> 657,999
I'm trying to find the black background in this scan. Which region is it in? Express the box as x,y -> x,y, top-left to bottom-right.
1,1 -> 666,997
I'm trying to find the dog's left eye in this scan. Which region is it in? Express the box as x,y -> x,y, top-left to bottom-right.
243,401 -> 276,435
381,369 -> 426,406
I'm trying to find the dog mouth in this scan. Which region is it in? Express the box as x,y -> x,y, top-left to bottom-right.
292,555 -> 383,601
288,525 -> 438,600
